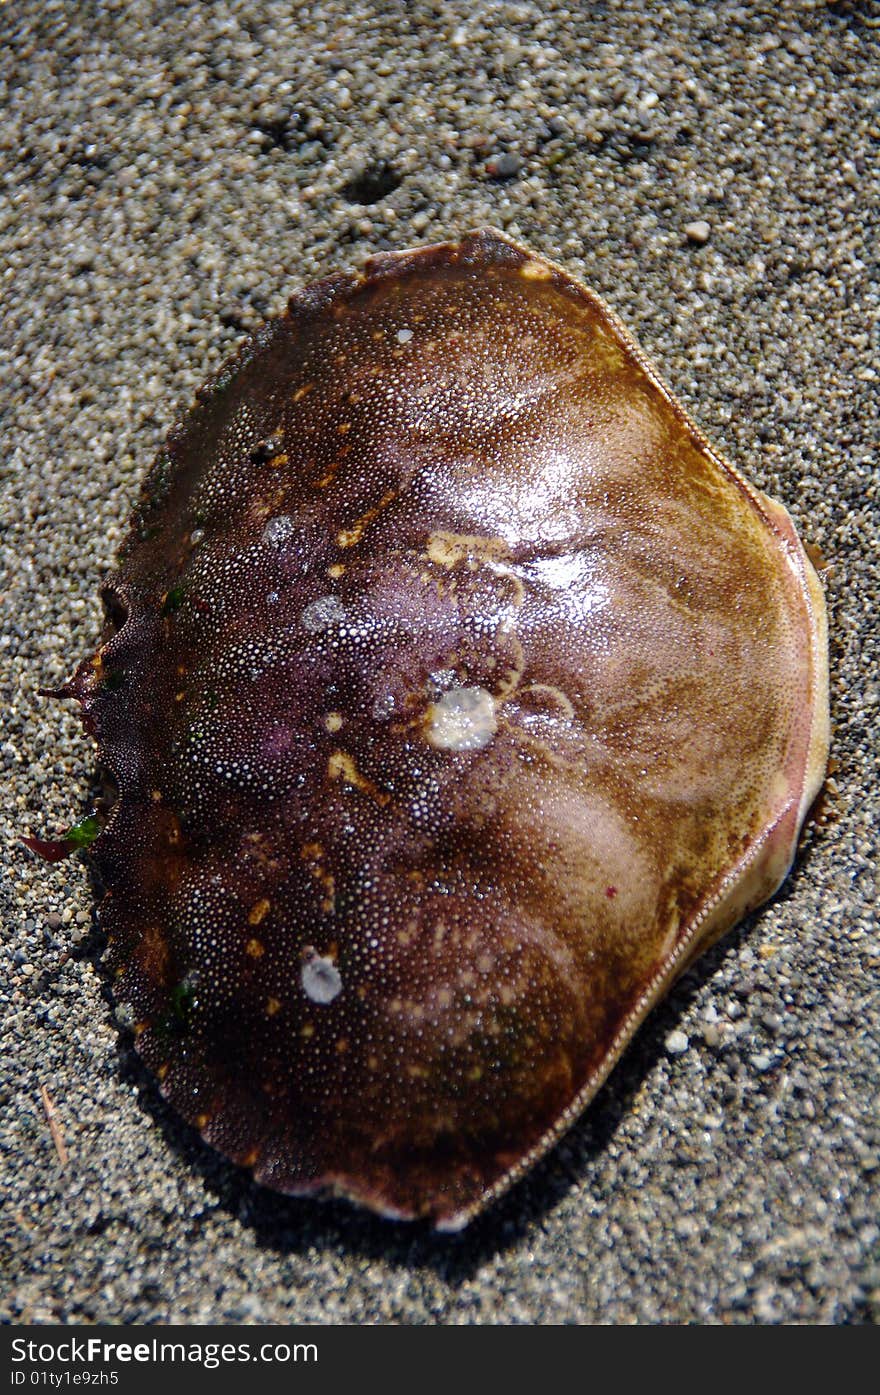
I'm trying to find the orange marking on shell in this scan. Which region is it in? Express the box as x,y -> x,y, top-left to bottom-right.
336,488 -> 397,548
326,750 -> 391,806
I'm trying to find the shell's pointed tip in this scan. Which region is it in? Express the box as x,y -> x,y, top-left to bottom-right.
38,676 -> 82,700
38,664 -> 97,704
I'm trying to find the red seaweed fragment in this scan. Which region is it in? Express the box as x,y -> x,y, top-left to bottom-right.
23,814 -> 101,863
32,229 -> 829,1229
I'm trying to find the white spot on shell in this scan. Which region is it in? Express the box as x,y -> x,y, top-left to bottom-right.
428,668 -> 457,697
301,954 -> 342,1005
425,686 -> 497,752
301,595 -> 347,632
396,327 -> 413,343
262,514 -> 296,546
372,692 -> 396,720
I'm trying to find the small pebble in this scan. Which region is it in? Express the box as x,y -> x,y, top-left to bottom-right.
486,152 -> 523,181
665,1029 -> 690,1055
684,220 -> 712,245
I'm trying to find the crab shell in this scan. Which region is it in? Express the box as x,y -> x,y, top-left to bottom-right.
56,228 -> 828,1230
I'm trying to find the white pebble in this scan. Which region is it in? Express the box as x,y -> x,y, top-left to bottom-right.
684,220 -> 711,245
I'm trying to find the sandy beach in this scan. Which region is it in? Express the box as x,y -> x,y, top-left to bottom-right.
1,0 -> 877,1323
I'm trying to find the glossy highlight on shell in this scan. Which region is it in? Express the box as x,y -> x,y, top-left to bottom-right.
32,228 -> 829,1230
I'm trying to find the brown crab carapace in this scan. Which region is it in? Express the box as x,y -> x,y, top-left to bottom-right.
29,228 -> 829,1229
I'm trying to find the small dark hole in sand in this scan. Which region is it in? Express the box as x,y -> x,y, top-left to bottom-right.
341,162 -> 402,205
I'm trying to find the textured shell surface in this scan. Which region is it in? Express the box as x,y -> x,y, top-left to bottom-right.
39,228 -> 829,1230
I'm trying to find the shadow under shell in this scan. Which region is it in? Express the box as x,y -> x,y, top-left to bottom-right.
52,228 -> 829,1229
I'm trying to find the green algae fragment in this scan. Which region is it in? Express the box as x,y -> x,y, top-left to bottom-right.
156,974 -> 200,1040
63,814 -> 101,848
162,584 -> 185,615
171,976 -> 197,1024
